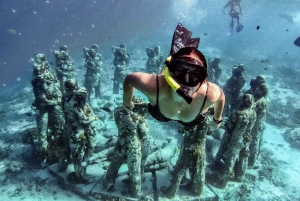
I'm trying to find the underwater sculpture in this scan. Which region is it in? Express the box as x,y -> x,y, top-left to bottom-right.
63,81 -> 99,183
145,45 -> 164,74
83,44 -> 102,100
143,137 -> 178,173
223,64 -> 246,117
244,75 -> 266,96
207,57 -> 222,85
103,101 -> 149,198
111,43 -> 130,94
160,117 -> 211,199
247,83 -> 270,167
53,45 -> 76,95
212,94 -> 256,188
87,128 -> 177,173
31,54 -> 66,166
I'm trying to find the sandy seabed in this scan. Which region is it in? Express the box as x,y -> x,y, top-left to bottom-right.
1,57 -> 300,201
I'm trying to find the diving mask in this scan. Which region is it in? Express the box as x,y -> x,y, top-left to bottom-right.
164,54 -> 208,104
168,54 -> 207,86
168,60 -> 205,87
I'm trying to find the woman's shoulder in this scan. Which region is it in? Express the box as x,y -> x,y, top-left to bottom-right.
127,72 -> 156,83
207,81 -> 223,102
207,81 -> 220,88
128,71 -> 153,77
127,72 -> 159,94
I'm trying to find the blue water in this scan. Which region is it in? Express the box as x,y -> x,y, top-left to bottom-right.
0,0 -> 300,200
1,0 -> 299,91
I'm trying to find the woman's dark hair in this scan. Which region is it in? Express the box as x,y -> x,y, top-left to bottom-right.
172,47 -> 207,70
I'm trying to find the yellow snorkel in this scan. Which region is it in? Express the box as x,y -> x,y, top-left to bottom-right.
164,56 -> 193,104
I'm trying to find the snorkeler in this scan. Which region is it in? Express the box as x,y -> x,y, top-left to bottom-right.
122,23 -> 225,199
223,0 -> 244,35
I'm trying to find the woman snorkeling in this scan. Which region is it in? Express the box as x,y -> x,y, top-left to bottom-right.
123,24 -> 225,199
123,42 -> 224,130
121,24 -> 225,199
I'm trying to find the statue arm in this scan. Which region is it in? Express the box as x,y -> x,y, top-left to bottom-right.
38,92 -> 59,106
75,107 -> 97,124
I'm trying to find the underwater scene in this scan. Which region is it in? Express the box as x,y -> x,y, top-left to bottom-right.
0,0 -> 300,200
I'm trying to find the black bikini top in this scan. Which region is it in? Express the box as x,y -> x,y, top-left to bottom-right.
148,75 -> 208,127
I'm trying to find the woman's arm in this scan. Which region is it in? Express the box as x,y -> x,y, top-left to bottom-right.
213,87 -> 225,121
75,107 -> 97,124
123,72 -> 155,108
209,84 -> 226,130
123,74 -> 136,108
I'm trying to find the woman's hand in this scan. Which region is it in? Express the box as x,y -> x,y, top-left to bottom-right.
209,116 -> 222,131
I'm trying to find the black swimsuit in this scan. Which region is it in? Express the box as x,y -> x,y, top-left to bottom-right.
148,75 -> 208,127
